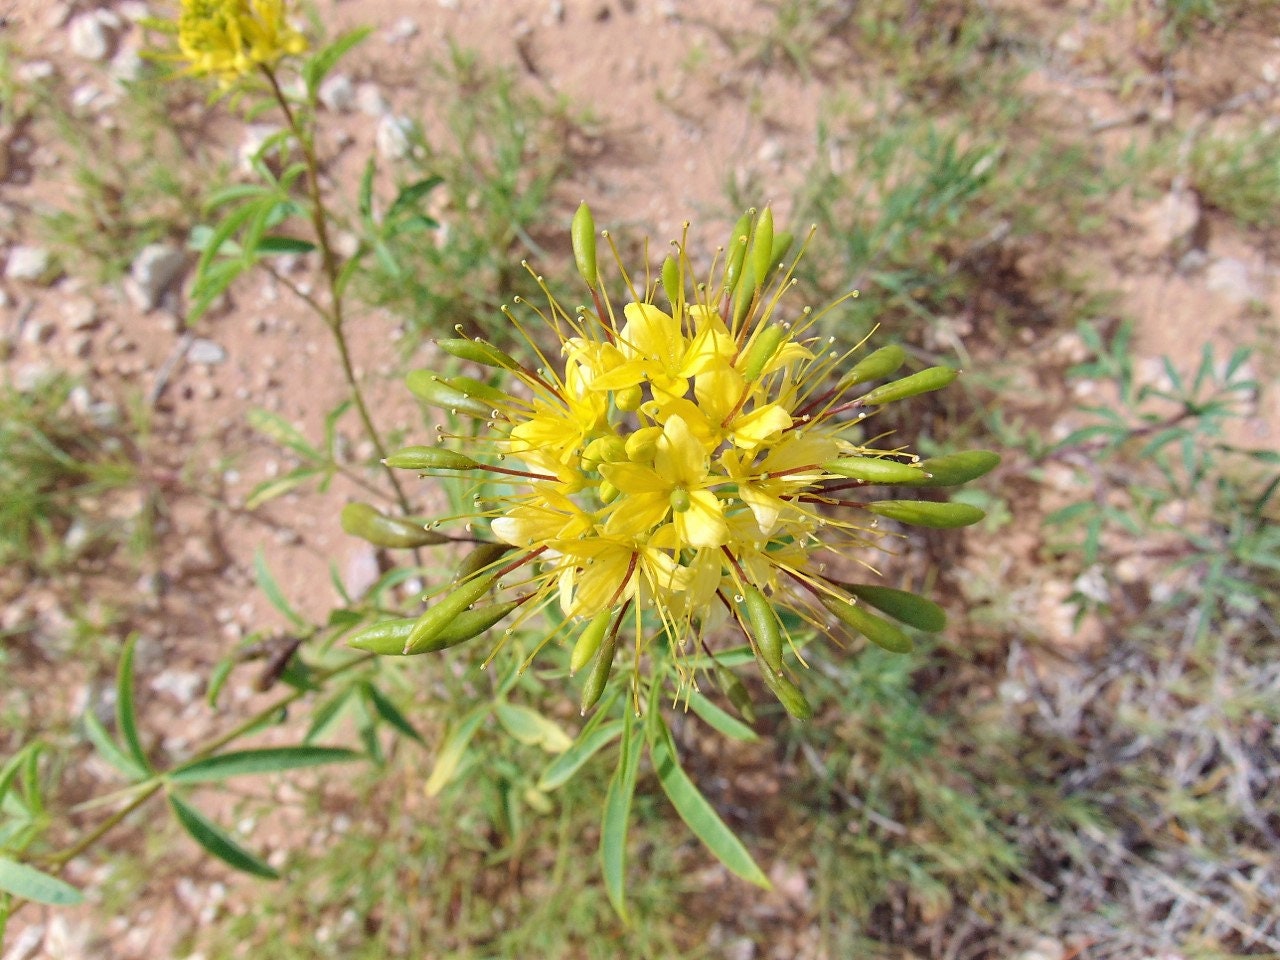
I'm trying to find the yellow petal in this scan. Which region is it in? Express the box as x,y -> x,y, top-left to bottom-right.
674,490 -> 728,548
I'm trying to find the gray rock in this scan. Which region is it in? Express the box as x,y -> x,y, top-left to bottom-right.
1206,257 -> 1263,304
68,12 -> 114,61
128,244 -> 185,310
376,115 -> 414,161
1137,190 -> 1201,257
355,82 -> 390,117
187,338 -> 227,366
5,245 -> 56,283
386,16 -> 420,42
61,297 -> 98,330
318,73 -> 356,112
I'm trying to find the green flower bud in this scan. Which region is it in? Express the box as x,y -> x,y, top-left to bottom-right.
384,445 -> 479,471
340,502 -> 451,549
770,230 -> 794,267
821,594 -> 913,654
572,201 -> 598,286
615,383 -> 644,412
864,500 -> 985,529
582,435 -> 628,465
857,366 -> 958,405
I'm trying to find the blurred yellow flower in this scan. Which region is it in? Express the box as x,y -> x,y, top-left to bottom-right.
176,0 -> 307,84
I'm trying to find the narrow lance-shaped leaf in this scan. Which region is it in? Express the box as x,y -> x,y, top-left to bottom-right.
649,717 -> 771,889
537,719 -> 625,792
116,633 -> 153,775
600,711 -> 643,921
254,548 -> 308,629
168,794 -> 278,879
0,857 -> 83,907
168,746 -> 361,785
424,705 -> 489,797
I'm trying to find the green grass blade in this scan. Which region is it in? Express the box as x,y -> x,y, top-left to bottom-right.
116,634 -> 153,775
361,682 -> 424,744
649,717 -> 770,889
253,548 -> 309,630
167,794 -> 278,879
81,709 -> 148,782
0,857 -> 83,906
168,747 -> 361,784
687,691 -> 759,742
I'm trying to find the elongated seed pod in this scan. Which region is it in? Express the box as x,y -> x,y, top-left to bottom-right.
340,503 -> 451,548
841,344 -> 907,388
720,668 -> 756,724
822,456 -> 928,484
864,500 -> 985,529
405,371 -> 494,419
580,630 -> 617,714
661,255 -> 681,309
750,207 -> 774,291
760,668 -> 813,720
742,585 -> 783,675
446,375 -> 510,408
723,212 -> 752,294
570,610 -> 612,674
857,366 -> 958,406
769,230 -> 794,267
822,594 -> 913,654
404,573 -> 499,654
435,338 -> 519,370
844,584 -> 947,632
742,324 -> 786,383
384,445 -> 479,471
572,202 -> 598,285
454,542 -> 513,583
895,450 -> 1001,487
349,600 -> 522,655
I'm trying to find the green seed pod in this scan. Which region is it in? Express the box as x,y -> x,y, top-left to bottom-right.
615,383 -> 643,412
570,609 -> 612,674
741,324 -> 786,383
864,500 -> 985,529
821,594 -> 913,654
844,583 -> 947,632
406,370 -> 494,419
841,344 -> 906,387
750,207 -> 774,290
742,585 -> 783,675
723,211 -> 752,294
384,445 -> 479,471
447,375 -> 510,409
857,366 -> 958,406
823,456 -> 928,485
731,264 -> 757,329
770,230 -> 794,267
404,573 -> 499,654
572,201 -> 598,286
455,542 -> 513,583
350,600 -> 521,655
661,255 -> 682,309
580,629 -> 617,714
669,488 -> 692,513
896,450 -> 1002,488
760,668 -> 813,720
720,667 -> 756,724
340,503 -> 451,548
435,338 -> 519,370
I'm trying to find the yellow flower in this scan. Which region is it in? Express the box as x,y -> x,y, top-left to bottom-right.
175,0 -> 307,84
390,206 -> 989,715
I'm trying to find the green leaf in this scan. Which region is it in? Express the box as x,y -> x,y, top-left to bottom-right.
116,634 -> 153,775
600,711 -> 643,921
424,706 -> 489,797
253,235 -> 317,256
687,691 -> 759,742
537,720 -> 625,792
168,794 -> 279,879
304,687 -> 357,744
81,709 -> 148,782
243,466 -> 324,510
386,176 -> 444,221
0,857 -> 83,906
495,702 -> 574,754
361,683 -> 424,744
168,747 -> 361,784
253,549 -> 308,630
246,408 -> 323,461
649,717 -> 770,888
304,27 -> 372,99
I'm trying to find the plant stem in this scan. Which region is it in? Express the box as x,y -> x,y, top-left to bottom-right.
261,67 -> 412,514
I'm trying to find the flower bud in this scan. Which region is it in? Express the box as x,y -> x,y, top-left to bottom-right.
723,211 -> 752,294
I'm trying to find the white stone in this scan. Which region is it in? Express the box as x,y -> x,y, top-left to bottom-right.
68,12 -> 113,61
2,924 -> 47,960
61,297 -> 98,330
376,115 -> 415,161
1137,190 -> 1200,257
187,338 -> 227,365
345,544 -> 381,599
5,245 -> 54,282
355,82 -> 390,117
1206,257 -> 1262,304
386,16 -> 420,42
111,47 -> 145,84
128,244 -> 185,310
318,73 -> 356,112
238,123 -> 285,173
17,60 -> 56,83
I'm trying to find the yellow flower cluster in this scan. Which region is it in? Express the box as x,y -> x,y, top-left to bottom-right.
382,206 -> 994,716
176,0 -> 306,84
